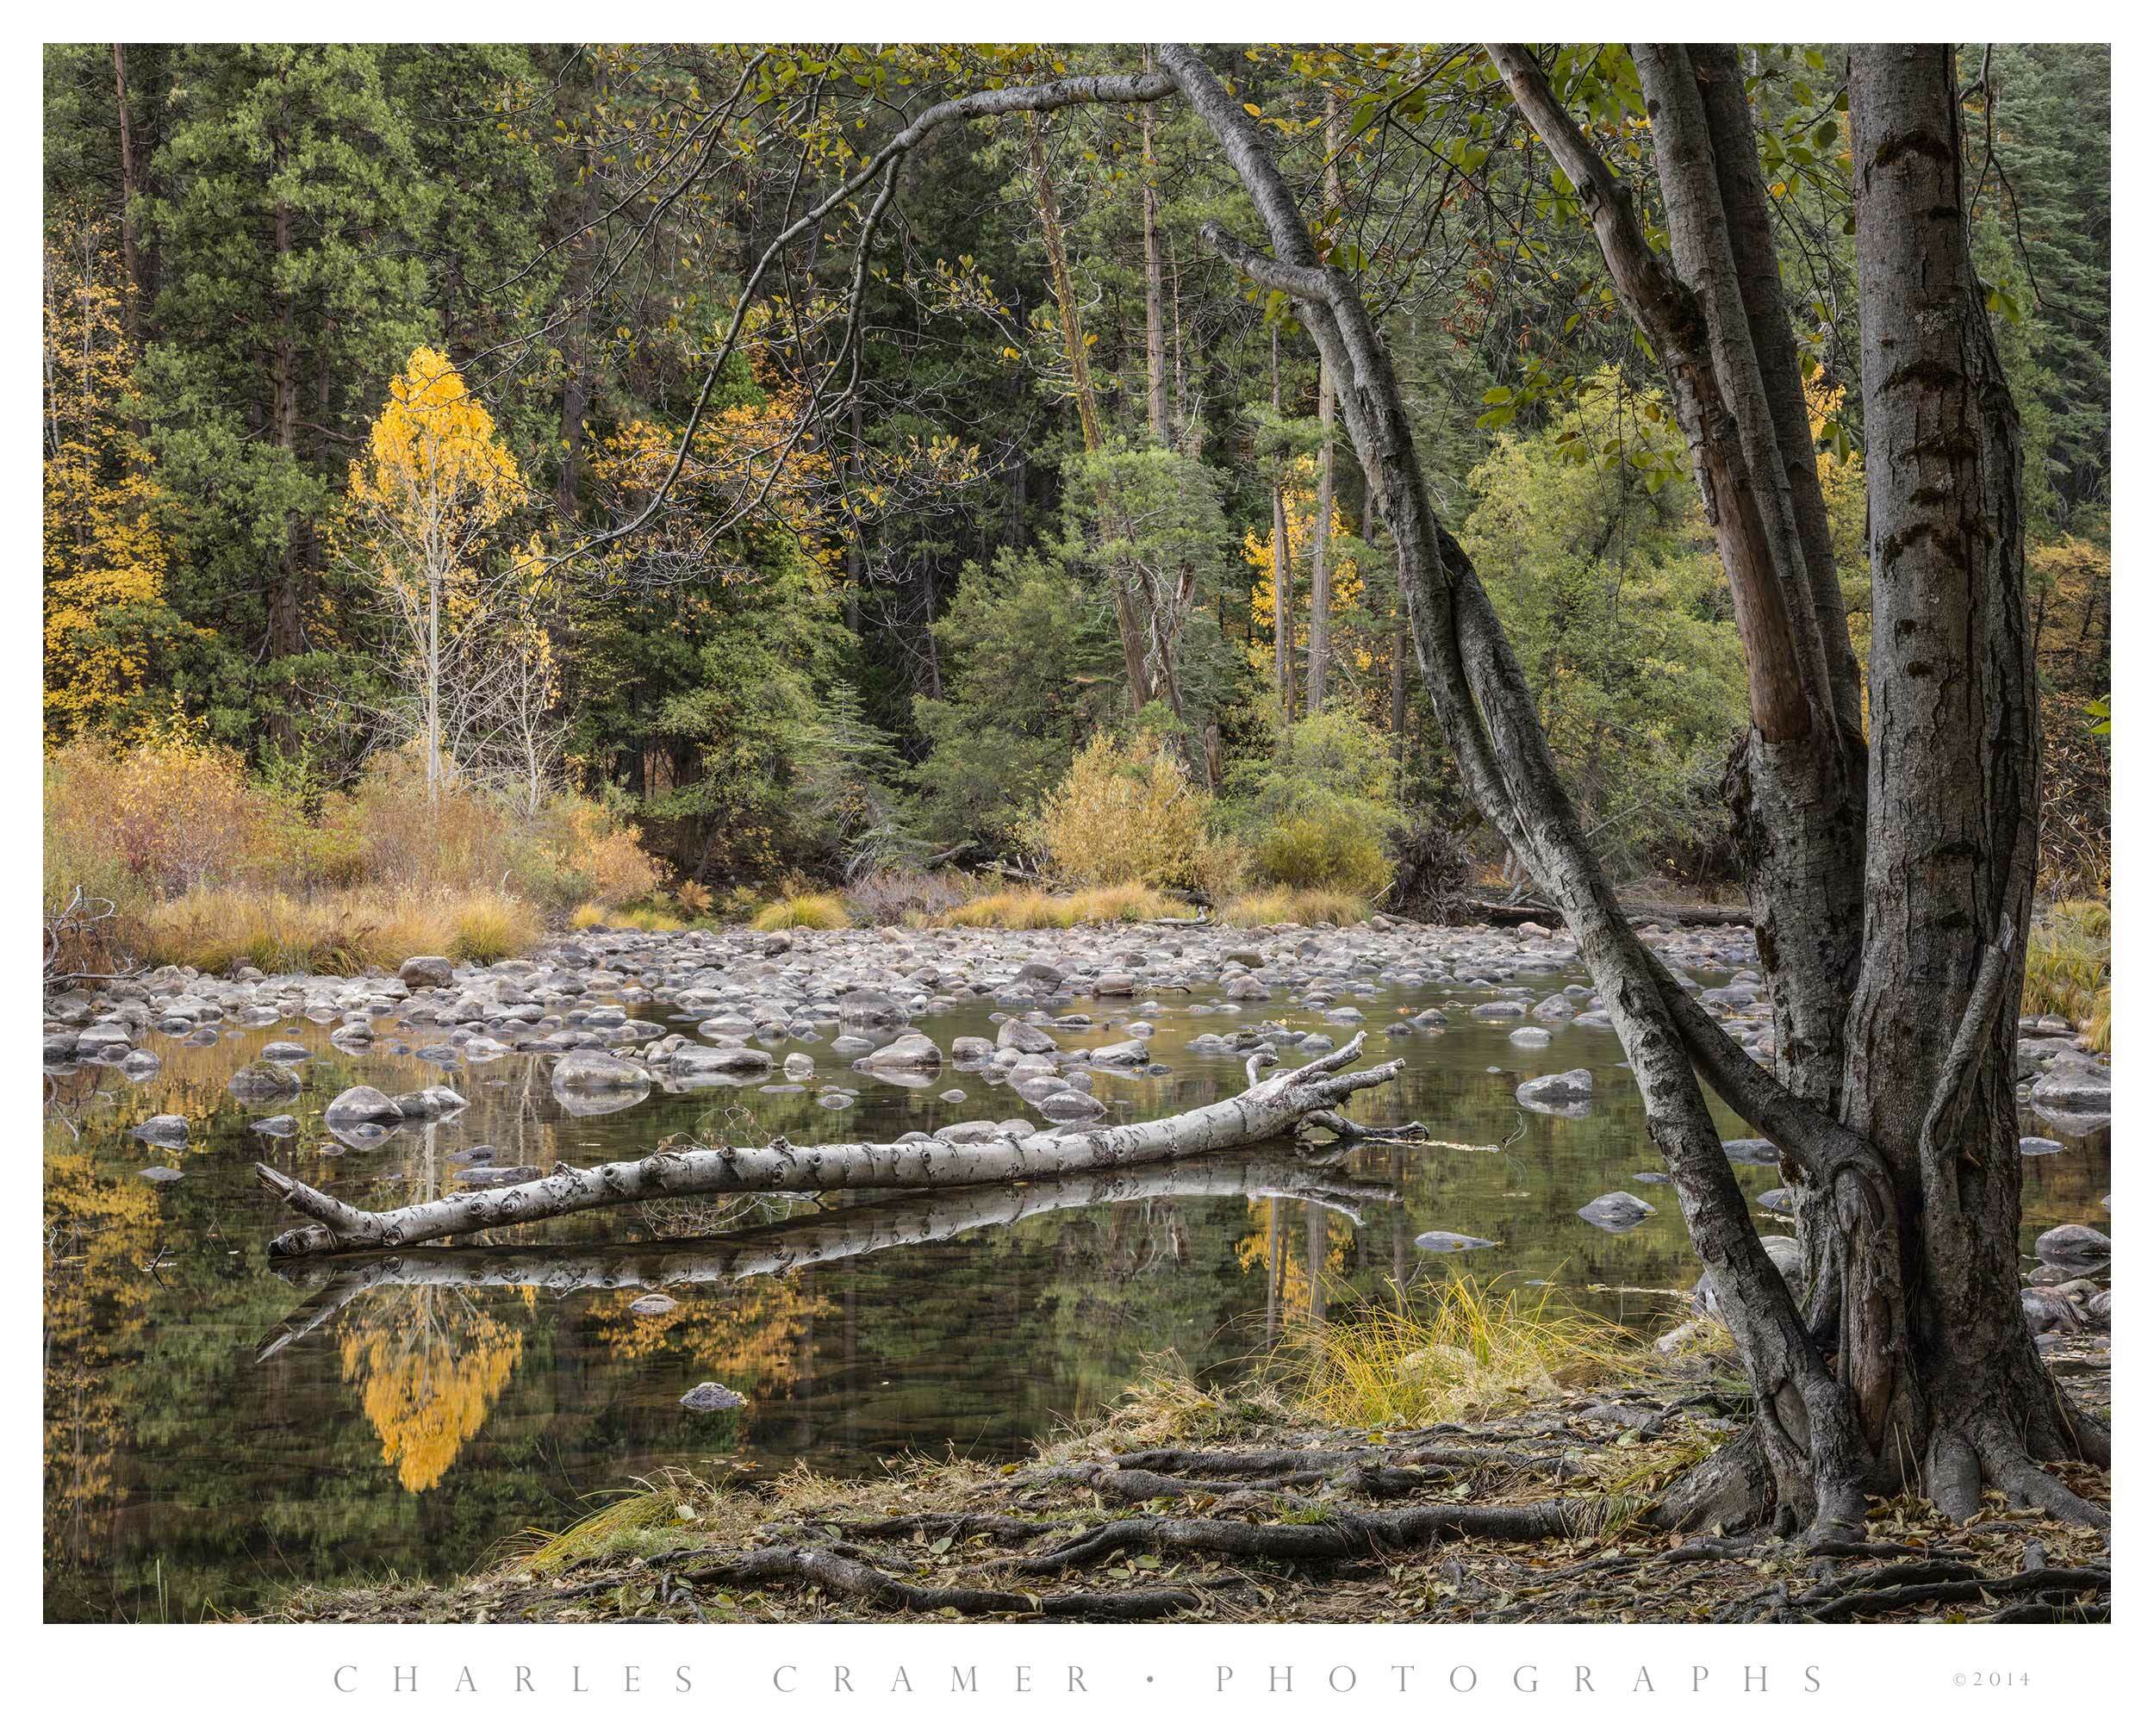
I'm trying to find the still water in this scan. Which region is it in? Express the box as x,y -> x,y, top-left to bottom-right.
43,971 -> 2109,1620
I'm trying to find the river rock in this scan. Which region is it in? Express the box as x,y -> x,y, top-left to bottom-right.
2031,1061 -> 2112,1112
681,1381 -> 746,1412
249,1115 -> 299,1137
836,990 -> 906,1027
2033,1223 -> 2111,1268
131,1114 -> 189,1150
1087,1037 -> 1149,1067
1039,1089 -> 1107,1123
228,1061 -> 303,1102
1414,1230 -> 1496,1254
1721,1138 -> 1780,1167
1578,1190 -> 1655,1229
860,1033 -> 941,1070
998,1021 -> 1059,1055
326,1084 -> 402,1123
137,1166 -> 185,1185
397,955 -> 457,989
1516,1068 -> 1593,1107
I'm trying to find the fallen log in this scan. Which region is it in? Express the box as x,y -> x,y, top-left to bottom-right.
254,1159 -> 1398,1360
258,1032 -> 1421,1258
1460,896 -> 1753,930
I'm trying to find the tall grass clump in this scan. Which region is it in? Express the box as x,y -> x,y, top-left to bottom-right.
938,881 -> 1193,930
133,887 -> 540,974
1278,1276 -> 1648,1429
2024,900 -> 2111,1052
750,891 -> 850,931
1219,887 -> 1371,928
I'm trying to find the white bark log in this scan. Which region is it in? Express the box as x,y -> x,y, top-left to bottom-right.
256,1158 -> 1398,1360
258,1033 -> 1417,1257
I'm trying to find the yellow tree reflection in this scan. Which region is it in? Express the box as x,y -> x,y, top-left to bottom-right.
337,1290 -> 524,1493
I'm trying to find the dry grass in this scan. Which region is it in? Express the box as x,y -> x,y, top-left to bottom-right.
1273,1275 -> 1652,1430
750,891 -> 850,930
938,881 -> 1195,930
1219,886 -> 1372,928
131,886 -> 540,974
2025,900 -> 2111,1052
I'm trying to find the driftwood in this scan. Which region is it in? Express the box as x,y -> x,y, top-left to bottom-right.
258,1033 -> 1423,1258
1460,897 -> 1754,930
254,1159 -> 1398,1360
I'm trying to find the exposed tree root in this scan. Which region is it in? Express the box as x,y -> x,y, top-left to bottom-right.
993,1500 -> 1594,1576
679,1545 -> 1203,1620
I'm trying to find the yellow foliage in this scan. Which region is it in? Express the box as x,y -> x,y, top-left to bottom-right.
42,219 -> 171,744
938,882 -> 1194,929
130,885 -> 541,974
1220,887 -> 1372,927
346,345 -> 522,566
750,892 -> 849,930
1032,731 -> 1217,890
1242,454 -> 1366,670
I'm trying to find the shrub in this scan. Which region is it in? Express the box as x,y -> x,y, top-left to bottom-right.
1253,809 -> 1391,897
1223,712 -> 1402,898
567,901 -> 608,930
1385,817 -> 1473,920
1032,730 -> 1217,890
46,726 -> 278,898
750,892 -> 849,931
843,867 -> 977,926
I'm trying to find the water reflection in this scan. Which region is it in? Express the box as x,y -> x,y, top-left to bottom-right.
43,969 -> 2111,1618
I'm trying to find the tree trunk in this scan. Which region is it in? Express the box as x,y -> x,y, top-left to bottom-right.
260,1034 -> 1421,1256
1269,325 -> 1294,723
1305,91 -> 1342,715
1821,40 -> 2098,1524
1141,53 -> 1172,445
112,46 -> 140,352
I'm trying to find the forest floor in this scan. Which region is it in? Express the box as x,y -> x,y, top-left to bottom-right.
265,1332 -> 2110,1626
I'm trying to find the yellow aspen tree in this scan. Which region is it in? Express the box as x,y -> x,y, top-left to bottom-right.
346,347 -> 525,809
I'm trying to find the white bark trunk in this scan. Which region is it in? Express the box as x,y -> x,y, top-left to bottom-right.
259,1033 -> 1417,1257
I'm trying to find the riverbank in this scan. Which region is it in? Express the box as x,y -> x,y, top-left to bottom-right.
258,1331 -> 2111,1625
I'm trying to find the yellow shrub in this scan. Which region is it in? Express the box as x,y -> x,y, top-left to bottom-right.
568,902 -> 608,930
1034,731 -> 1217,890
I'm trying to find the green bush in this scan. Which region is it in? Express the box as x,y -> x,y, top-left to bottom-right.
1254,808 -> 1392,896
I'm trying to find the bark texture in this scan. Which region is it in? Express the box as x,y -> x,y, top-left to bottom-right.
260,1035 -> 1419,1257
